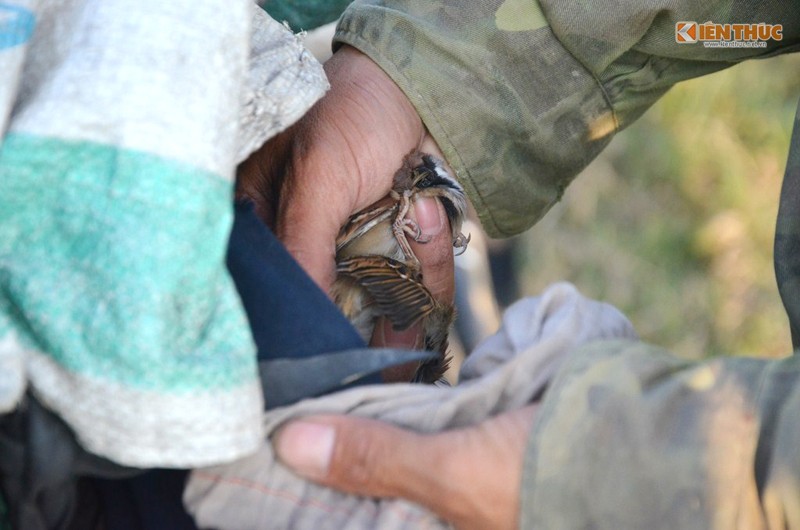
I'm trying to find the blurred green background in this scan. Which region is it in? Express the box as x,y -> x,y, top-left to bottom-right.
516,53 -> 800,360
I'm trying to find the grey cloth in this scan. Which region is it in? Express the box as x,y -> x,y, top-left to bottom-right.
184,282 -> 638,529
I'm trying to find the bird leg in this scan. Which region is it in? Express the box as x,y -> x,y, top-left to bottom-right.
402,218 -> 425,240
397,191 -> 435,243
392,190 -> 421,264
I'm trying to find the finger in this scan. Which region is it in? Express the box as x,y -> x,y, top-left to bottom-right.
273,404 -> 539,530
274,415 -> 446,501
236,128 -> 292,229
276,163 -> 348,293
409,195 -> 456,305
368,195 -> 454,379
274,102 -> 368,292
435,406 -> 536,530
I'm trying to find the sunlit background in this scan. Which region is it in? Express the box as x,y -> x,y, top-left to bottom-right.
514,53 -> 800,360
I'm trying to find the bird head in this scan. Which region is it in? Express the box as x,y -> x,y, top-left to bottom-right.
403,154 -> 468,246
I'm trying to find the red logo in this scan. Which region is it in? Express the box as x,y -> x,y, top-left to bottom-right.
676,21 -> 697,43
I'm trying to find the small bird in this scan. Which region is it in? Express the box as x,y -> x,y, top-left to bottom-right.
332,150 -> 470,383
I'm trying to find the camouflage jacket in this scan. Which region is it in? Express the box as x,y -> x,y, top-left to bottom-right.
336,1 -> 800,528
335,1 -> 799,238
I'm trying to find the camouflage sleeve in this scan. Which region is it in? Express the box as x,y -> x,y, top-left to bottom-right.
522,339 -> 800,528
334,1 -> 800,237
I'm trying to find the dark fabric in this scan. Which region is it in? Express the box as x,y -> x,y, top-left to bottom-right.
775,101 -> 800,349
258,348 -> 436,408
228,201 -> 367,364
94,471 -> 196,530
0,396 -> 137,530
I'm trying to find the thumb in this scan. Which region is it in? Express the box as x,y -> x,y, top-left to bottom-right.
272,415 -> 445,500
273,406 -> 537,529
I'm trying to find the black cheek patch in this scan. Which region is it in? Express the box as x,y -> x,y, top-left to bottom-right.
440,197 -> 459,226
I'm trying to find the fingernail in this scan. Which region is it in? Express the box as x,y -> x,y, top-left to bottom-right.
274,421 -> 335,478
413,196 -> 443,237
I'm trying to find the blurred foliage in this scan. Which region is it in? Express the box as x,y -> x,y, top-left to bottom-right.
517,53 -> 800,359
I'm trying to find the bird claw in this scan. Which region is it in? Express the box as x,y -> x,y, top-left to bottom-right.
453,232 -> 471,256
403,219 -> 433,244
402,219 -> 422,239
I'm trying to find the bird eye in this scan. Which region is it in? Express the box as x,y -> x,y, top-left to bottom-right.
416,174 -> 434,188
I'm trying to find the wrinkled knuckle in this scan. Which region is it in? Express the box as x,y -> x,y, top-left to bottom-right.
345,437 -> 382,486
333,428 -> 391,491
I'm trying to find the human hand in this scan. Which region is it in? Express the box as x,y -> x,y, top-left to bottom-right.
237,45 -> 448,293
238,45 -> 459,377
273,404 -> 537,530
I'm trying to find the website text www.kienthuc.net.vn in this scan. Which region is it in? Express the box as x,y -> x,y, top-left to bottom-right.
675,21 -> 782,48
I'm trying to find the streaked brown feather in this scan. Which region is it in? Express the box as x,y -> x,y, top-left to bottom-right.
336,255 -> 436,331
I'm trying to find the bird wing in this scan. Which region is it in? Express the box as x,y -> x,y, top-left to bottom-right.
335,200 -> 397,253
336,255 -> 436,331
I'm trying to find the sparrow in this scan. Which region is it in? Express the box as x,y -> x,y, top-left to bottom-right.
331,150 -> 470,383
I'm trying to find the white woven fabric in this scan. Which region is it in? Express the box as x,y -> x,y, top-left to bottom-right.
0,0 -> 328,467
